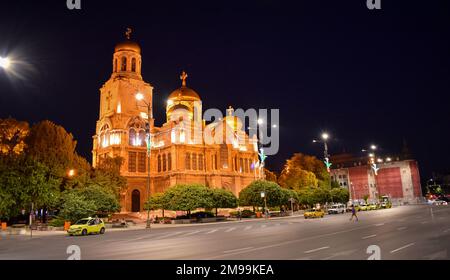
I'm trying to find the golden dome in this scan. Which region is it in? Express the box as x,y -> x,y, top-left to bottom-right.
115,40 -> 141,53
224,106 -> 243,130
168,71 -> 201,101
168,86 -> 201,101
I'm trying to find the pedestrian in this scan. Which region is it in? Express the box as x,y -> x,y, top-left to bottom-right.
349,205 -> 358,221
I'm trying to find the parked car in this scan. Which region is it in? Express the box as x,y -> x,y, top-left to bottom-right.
304,209 -> 325,219
356,204 -> 368,211
432,200 -> 448,206
67,217 -> 105,236
328,204 -> 346,214
367,204 -> 378,211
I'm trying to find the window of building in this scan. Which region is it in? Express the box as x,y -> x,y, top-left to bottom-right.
220,144 -> 228,169
114,59 -> 117,72
131,58 -> 136,72
168,153 -> 172,171
121,56 -> 127,71
199,154 -> 204,171
343,182 -> 347,186
138,152 -> 146,173
192,153 -> 197,170
186,153 -> 191,170
239,158 -> 243,173
157,155 -> 161,172
139,131 -> 146,147
163,154 -> 167,172
128,152 -> 136,172
214,154 -> 218,170
244,159 -> 249,173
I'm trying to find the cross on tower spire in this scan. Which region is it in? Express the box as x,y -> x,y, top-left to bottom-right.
180,71 -> 188,87
125,27 -> 132,40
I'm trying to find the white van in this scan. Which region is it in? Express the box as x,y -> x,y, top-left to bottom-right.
328,203 -> 346,214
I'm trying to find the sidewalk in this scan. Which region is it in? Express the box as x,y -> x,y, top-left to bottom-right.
0,211 -> 305,237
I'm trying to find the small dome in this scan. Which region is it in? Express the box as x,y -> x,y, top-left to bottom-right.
115,40 -> 141,53
168,86 -> 201,101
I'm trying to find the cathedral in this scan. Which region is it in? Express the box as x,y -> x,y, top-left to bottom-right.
92,31 -> 260,212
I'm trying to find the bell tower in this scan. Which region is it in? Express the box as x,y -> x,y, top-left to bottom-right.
93,28 -> 154,167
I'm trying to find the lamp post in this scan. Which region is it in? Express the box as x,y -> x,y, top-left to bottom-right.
362,144 -> 380,202
313,133 -> 332,187
136,92 -> 152,229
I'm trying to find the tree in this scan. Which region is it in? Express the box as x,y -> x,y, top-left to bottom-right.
330,187 -> 350,204
59,191 -> 96,223
0,155 -> 60,221
239,180 -> 286,209
0,118 -> 29,155
145,193 -> 169,217
91,156 -> 127,197
279,153 -> 330,188
278,167 -> 318,191
25,120 -> 79,177
264,168 -> 278,183
77,185 -> 121,214
164,184 -> 214,216
211,188 -> 237,216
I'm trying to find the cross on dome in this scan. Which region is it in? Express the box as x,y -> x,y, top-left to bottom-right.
125,27 -> 132,40
180,71 -> 188,87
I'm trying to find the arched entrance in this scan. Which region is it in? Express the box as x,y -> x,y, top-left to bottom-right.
131,189 -> 140,212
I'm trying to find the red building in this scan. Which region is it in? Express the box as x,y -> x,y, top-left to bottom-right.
330,154 -> 423,205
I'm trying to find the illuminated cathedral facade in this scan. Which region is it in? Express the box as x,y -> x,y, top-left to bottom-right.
92,33 -> 260,212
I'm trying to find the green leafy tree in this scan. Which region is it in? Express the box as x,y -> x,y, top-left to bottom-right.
164,184 -> 214,216
91,156 -> 127,197
211,188 -> 237,216
77,185 -> 121,214
145,193 -> 169,217
330,187 -> 350,204
239,180 -> 286,210
0,155 -> 60,220
59,191 -> 97,223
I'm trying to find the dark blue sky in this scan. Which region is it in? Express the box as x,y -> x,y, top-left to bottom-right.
0,0 -> 449,179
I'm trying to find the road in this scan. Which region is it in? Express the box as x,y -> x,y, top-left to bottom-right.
1,205 -> 449,260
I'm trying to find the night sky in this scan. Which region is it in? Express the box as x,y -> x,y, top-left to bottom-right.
1,0 -> 449,180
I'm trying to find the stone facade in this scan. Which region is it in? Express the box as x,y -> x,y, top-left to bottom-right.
92,36 -> 259,212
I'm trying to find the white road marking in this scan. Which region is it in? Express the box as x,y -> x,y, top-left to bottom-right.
362,234 -> 377,239
225,227 -> 236,233
397,227 -> 407,231
421,221 -> 429,224
374,223 -> 385,227
304,246 -> 330,254
244,226 -> 252,231
390,243 -> 415,254
181,230 -> 201,236
205,229 -> 218,234
223,247 -> 253,254
154,231 -> 184,239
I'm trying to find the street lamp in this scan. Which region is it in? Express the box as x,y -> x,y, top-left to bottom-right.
313,132 -> 331,172
0,56 -> 11,69
135,92 -> 153,229
68,169 -> 76,177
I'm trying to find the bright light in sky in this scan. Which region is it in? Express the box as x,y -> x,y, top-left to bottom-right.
322,133 -> 329,140
371,144 -> 377,150
257,118 -> 264,125
0,56 -> 11,69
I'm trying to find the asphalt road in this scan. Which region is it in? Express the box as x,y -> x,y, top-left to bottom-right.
1,205 -> 449,260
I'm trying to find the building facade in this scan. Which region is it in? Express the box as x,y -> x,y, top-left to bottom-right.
92,35 -> 259,212
330,154 -> 423,205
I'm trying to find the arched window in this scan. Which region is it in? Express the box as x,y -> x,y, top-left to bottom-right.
131,58 -> 136,72
192,153 -> 197,170
199,154 -> 204,171
168,153 -> 172,171
185,153 -> 191,170
214,154 -> 218,170
163,154 -> 167,172
100,124 -> 110,148
139,130 -> 146,147
239,158 -> 243,173
129,129 -> 136,146
234,156 -> 238,171
157,155 -> 161,172
244,159 -> 249,173
121,56 -> 127,71
114,59 -> 118,72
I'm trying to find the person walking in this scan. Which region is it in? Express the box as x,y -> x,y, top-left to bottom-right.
349,205 -> 359,221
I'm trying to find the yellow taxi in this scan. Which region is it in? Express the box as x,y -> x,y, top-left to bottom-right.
304,209 -> 325,219
67,217 -> 106,236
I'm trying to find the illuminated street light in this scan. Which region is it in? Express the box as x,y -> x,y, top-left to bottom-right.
322,133 -> 329,141
370,145 -> 377,150
0,56 -> 11,69
68,169 -> 76,177
257,118 -> 264,125
369,153 -> 374,158
135,92 -> 144,101
272,124 -> 277,128
386,157 -> 392,162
